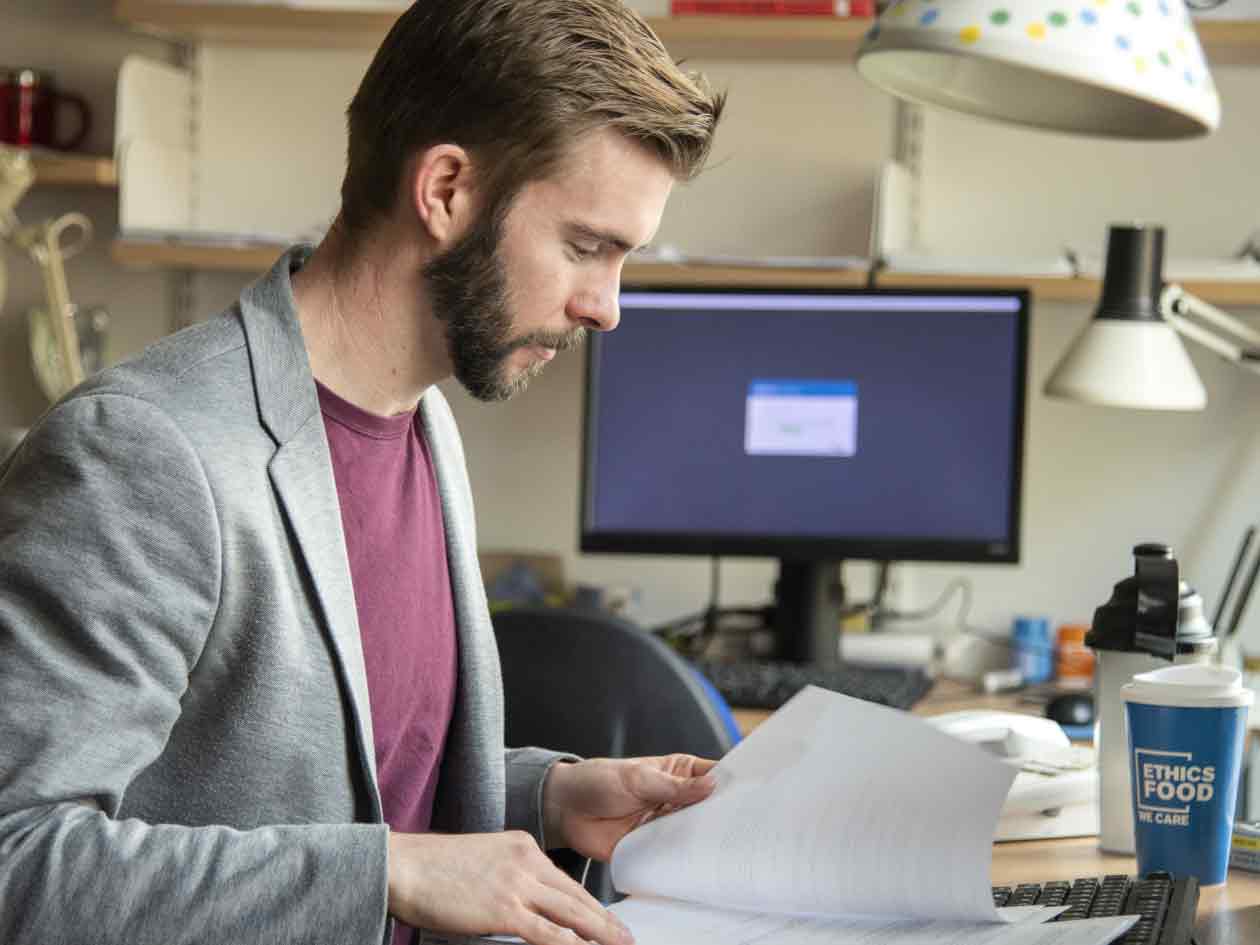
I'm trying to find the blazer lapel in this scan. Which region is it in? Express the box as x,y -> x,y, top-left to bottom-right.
268,423 -> 381,813
239,248 -> 382,820
421,389 -> 505,834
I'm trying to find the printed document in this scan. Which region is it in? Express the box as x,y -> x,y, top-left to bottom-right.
605,686 -> 1138,945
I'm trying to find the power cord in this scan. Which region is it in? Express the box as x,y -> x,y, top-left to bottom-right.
651,557 -> 776,656
653,564 -> 1026,659
875,575 -> 1036,656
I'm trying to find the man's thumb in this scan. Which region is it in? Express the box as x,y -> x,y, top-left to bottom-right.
627,762 -> 716,804
627,762 -> 689,804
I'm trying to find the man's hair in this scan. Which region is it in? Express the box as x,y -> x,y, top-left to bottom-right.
340,0 -> 725,235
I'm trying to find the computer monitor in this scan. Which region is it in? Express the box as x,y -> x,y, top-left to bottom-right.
580,284 -> 1029,665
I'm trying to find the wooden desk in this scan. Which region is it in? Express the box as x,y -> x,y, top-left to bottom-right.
730,678 -> 1260,942
730,676 -> 1037,734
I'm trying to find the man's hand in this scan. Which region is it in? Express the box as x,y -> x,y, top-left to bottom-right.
543,755 -> 718,861
386,831 -> 634,945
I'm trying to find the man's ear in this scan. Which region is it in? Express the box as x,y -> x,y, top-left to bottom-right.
410,144 -> 477,244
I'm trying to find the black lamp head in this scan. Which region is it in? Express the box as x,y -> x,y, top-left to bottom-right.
1096,224 -> 1166,322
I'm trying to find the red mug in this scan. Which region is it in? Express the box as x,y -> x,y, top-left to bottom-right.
0,68 -> 91,151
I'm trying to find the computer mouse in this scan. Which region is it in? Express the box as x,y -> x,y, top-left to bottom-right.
1045,692 -> 1095,728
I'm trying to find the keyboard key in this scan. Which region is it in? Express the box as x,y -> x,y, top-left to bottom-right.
1009,883 -> 1043,906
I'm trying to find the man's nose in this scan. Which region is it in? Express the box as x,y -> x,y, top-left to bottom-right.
570,286 -> 620,333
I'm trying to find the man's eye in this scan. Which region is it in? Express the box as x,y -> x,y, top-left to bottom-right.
570,242 -> 599,260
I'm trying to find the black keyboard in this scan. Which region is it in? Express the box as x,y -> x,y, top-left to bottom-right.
694,658 -> 933,711
992,873 -> 1199,945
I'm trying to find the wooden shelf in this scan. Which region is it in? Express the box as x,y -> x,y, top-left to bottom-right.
625,261 -> 869,288
875,270 -> 1101,303
110,239 -> 1260,305
109,239 -> 873,285
113,4 -> 1260,62
866,272 -> 1260,306
31,153 -> 117,189
114,1 -> 403,49
1196,21 -> 1260,66
650,16 -> 871,61
111,238 -> 282,272
112,3 -> 870,56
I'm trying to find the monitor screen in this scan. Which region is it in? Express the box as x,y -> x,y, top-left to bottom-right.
581,286 -> 1028,565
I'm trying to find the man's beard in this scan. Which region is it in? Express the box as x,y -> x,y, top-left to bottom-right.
424,209 -> 585,402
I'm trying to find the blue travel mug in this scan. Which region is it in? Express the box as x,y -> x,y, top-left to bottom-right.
1012,616 -> 1053,684
1123,665 -> 1254,886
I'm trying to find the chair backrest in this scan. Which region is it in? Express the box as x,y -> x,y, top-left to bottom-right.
493,604 -> 736,761
492,605 -> 737,901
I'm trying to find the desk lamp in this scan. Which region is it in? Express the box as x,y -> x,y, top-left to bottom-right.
1044,223 -> 1260,410
0,145 -> 90,400
854,1 -> 1249,409
855,0 -> 1220,139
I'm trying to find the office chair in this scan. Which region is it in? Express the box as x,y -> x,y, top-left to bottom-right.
492,605 -> 738,902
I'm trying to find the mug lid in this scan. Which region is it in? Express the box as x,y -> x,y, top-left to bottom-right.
1121,663 -> 1254,709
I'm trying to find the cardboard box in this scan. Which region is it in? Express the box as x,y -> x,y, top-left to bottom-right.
479,550 -> 567,605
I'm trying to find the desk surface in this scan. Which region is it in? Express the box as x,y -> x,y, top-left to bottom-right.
728,675 -> 1042,735
731,678 -> 1260,943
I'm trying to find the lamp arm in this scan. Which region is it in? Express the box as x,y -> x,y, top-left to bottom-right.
1161,284 -> 1260,373
11,213 -> 92,392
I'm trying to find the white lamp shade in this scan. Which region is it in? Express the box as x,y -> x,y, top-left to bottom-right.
1044,319 -> 1206,410
857,0 -> 1220,139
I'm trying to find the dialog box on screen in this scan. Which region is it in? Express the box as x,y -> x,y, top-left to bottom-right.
744,380 -> 858,458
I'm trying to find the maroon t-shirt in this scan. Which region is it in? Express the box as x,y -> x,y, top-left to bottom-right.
318,382 -> 458,942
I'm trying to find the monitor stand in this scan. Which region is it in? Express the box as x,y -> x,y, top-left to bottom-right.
774,559 -> 845,667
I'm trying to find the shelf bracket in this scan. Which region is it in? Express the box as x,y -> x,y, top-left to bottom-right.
892,100 -> 924,249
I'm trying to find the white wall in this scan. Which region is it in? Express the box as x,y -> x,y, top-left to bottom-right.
10,4 -> 1260,656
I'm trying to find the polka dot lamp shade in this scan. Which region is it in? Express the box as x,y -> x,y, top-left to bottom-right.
857,0 -> 1219,138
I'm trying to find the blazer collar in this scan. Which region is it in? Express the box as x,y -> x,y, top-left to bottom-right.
239,245 -> 321,445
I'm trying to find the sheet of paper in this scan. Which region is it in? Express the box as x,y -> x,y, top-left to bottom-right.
610,898 -> 1138,945
611,686 -> 1017,922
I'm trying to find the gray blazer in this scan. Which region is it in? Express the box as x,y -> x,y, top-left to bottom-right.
0,248 -> 563,945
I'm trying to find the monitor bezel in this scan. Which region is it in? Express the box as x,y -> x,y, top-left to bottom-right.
579,283 -> 1029,565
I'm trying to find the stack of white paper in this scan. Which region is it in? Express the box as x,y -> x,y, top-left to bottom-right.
605,686 -> 1137,945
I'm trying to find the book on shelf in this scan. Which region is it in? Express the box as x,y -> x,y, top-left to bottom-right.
580,687 -> 1138,945
670,1 -> 876,16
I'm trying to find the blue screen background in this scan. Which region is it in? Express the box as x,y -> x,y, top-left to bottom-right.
587,294 -> 1023,545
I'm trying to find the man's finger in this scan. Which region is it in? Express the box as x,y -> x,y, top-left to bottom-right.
530,880 -> 633,945
665,754 -> 718,778
688,756 -> 719,776
537,859 -> 624,925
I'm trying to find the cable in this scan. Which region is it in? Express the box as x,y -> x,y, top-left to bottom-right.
880,576 -> 975,628
877,575 -> 1032,656
703,556 -> 721,636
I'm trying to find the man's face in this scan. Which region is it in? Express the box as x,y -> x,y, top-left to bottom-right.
426,128 -> 675,402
